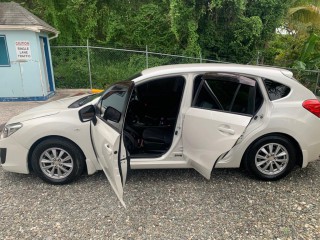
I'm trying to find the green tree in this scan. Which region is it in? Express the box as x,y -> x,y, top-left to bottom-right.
268,0 -> 320,69
292,33 -> 320,69
1,0 -> 304,87
199,0 -> 289,63
2,0 -> 291,62
287,0 -> 320,34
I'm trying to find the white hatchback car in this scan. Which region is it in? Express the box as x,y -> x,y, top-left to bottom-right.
1,64 -> 320,205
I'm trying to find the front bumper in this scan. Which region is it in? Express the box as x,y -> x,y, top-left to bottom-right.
0,148 -> 7,164
0,138 -> 29,174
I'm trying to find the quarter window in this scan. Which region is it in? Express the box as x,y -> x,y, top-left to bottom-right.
263,79 -> 290,100
0,36 -> 10,66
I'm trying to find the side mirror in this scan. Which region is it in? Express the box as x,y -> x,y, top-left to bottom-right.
104,106 -> 121,123
79,105 -> 96,123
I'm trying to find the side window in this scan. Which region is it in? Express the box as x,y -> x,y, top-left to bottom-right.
254,86 -> 263,113
206,79 -> 239,110
193,74 -> 257,115
0,36 -> 10,66
98,84 -> 129,130
101,91 -> 127,114
193,81 -> 221,110
263,79 -> 290,100
231,84 -> 252,114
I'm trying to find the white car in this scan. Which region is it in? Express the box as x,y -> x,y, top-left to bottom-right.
1,64 -> 320,205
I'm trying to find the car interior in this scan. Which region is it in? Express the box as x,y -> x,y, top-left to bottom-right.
124,76 -> 185,157
122,73 -> 264,158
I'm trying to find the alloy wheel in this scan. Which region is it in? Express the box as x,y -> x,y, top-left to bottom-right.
254,143 -> 289,176
39,147 -> 74,180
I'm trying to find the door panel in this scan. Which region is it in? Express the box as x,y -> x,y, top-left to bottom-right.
183,108 -> 251,179
90,82 -> 133,207
119,139 -> 128,184
91,118 -> 126,206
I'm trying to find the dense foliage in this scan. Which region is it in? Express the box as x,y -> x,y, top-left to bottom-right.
2,0 -> 291,62
1,0 -> 319,91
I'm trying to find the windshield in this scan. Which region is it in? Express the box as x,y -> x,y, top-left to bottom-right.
68,92 -> 103,108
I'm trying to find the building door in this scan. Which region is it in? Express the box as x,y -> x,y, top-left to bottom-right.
39,36 -> 54,92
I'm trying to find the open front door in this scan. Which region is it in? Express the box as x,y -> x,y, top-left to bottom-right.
90,82 -> 133,207
183,73 -> 257,179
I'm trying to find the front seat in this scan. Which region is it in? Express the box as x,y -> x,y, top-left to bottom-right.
142,128 -> 173,153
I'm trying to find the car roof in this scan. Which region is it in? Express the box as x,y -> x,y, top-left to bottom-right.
134,63 -> 293,83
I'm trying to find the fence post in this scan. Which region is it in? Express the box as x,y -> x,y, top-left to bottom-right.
87,39 -> 93,90
146,45 -> 149,69
315,71 -> 320,95
199,51 -> 202,63
256,50 -> 260,65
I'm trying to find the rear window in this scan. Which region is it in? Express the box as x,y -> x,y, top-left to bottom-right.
263,79 -> 290,100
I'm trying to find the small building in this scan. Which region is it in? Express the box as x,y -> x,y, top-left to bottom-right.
0,2 -> 59,101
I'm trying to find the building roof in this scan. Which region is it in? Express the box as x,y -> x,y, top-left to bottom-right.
0,1 -> 58,35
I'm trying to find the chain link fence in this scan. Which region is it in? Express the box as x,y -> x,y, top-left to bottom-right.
289,69 -> 320,97
51,45 -> 320,96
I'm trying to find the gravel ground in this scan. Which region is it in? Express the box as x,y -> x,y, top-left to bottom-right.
0,91 -> 319,239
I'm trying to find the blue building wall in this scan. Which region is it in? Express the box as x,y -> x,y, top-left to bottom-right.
0,30 -> 55,101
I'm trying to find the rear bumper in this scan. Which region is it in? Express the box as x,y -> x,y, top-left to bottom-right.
302,142 -> 320,168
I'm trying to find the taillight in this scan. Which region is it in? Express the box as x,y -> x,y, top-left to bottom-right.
302,99 -> 320,118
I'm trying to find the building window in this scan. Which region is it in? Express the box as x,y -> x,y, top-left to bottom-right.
0,36 -> 10,66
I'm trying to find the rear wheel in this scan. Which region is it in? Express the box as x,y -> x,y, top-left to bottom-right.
245,135 -> 296,180
31,138 -> 85,184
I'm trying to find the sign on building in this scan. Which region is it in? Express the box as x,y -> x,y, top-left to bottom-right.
15,41 -> 32,60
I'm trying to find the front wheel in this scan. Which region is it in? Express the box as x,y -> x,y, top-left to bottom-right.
245,135 -> 297,180
31,138 -> 85,184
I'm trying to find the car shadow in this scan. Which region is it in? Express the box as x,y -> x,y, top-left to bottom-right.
1,161 -> 319,187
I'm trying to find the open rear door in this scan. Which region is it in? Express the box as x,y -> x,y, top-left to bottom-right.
90,82 -> 133,207
183,108 -> 251,179
183,73 -> 256,179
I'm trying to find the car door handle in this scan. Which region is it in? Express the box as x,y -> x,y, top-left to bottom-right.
218,126 -> 235,135
105,144 -> 113,154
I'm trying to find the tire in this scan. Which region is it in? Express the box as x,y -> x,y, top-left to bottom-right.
244,135 -> 297,181
31,138 -> 85,185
